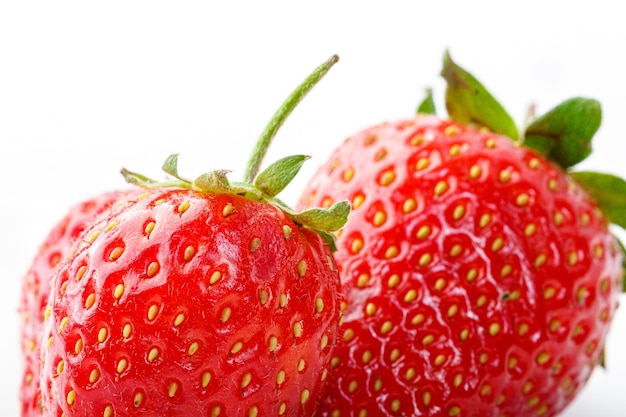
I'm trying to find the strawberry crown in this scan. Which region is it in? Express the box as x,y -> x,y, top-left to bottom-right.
424,51 -> 626,282
122,55 -> 349,251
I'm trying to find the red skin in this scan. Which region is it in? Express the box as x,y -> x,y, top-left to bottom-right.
40,188 -> 341,417
20,191 -> 137,417
298,116 -> 622,417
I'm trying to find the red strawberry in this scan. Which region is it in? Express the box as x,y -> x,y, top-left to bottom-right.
37,55 -> 349,417
20,190 -> 139,417
298,52 -> 625,417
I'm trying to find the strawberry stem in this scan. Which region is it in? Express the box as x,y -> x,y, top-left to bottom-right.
243,55 -> 340,184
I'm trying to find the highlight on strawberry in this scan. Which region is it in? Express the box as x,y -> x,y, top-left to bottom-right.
34,55 -> 349,417
298,51 -> 625,417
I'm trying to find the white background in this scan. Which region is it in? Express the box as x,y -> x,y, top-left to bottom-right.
1,2 -> 625,416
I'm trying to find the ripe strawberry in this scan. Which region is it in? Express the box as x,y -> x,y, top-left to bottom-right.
38,55 -> 349,417
298,52 -> 625,417
20,190 -> 138,417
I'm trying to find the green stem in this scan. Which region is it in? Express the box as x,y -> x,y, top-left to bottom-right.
243,55 -> 339,184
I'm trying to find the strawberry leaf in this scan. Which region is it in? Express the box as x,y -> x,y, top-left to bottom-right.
524,98 -> 601,168
162,154 -> 191,183
254,155 -> 310,197
121,168 -> 188,189
289,200 -> 351,233
569,171 -> 626,229
417,88 -> 436,115
441,50 -> 519,140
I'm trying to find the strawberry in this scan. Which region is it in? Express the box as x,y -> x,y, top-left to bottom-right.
20,190 -> 139,417
298,52 -> 626,417
37,55 -> 349,417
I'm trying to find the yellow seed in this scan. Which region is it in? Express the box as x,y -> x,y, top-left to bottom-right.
528,158 -> 540,169
222,203 -> 234,217
516,193 -> 530,206
445,125 -> 459,136
419,253 -> 432,267
278,403 -> 287,415
379,170 -> 396,186
202,372 -> 212,388
403,198 -> 417,213
373,377 -> 383,392
485,138 -> 497,148
248,406 -> 259,417
109,246 -> 125,261
448,406 -> 461,416
476,294 -> 487,308
357,273 -> 370,288
389,348 -> 400,362
352,194 -> 365,209
114,284 -> 125,299
293,322 -> 303,338
297,358 -> 306,372
103,405 -> 114,417
380,321 -> 393,334
553,211 -> 564,226
416,157 -> 430,171
489,322 -> 501,336
250,237 -> 261,252
342,167 -> 355,182
416,225 -> 431,240
189,341 -> 200,356
117,358 -> 128,374
210,406 -> 221,417
447,304 -> 459,317
460,328 -> 470,341
98,327 -> 108,343
282,225 -> 292,239
56,360 -> 65,375
147,304 -> 159,321
499,169 -> 512,183
362,350 -> 372,364
74,338 -> 84,354
76,265 -> 88,281
373,211 -> 386,226
144,221 -> 156,236
220,307 -> 231,323
147,261 -> 160,278
434,354 -> 446,366
390,399 -> 401,412
491,237 -> 504,252
183,245 -> 196,261
87,230 -> 101,243
423,391 -> 432,406
466,268 -> 478,282
434,180 -> 448,196
279,293 -> 287,308
133,391 -> 144,407
543,287 -> 556,299
178,201 -> 190,214
534,253 -> 547,268
387,274 -> 401,288
568,251 -> 578,265
241,372 -> 252,388
524,223 -> 537,236
85,293 -> 96,309
89,368 -> 100,384
269,336 -> 278,352
148,347 -> 159,362
298,260 -> 307,277
434,278 -> 446,291
258,289 -> 268,305
449,244 -> 463,257
67,390 -> 75,406
351,238 -> 364,254
365,302 -> 377,316
123,324 -> 132,339
320,333 -> 329,350
518,323 -> 530,336
547,178 -> 558,191
412,313 -> 425,326
479,213 -> 492,228
276,370 -> 286,385
501,264 -> 512,277
469,164 -> 482,179
536,352 -> 550,365
422,334 -> 435,345
105,221 -> 119,232
385,245 -> 399,259
449,143 -> 461,156
209,271 -> 222,285
404,289 -> 418,303
59,316 -> 69,332
174,313 -> 186,326
315,297 -> 324,314
405,367 -> 416,381
452,205 -> 465,220
168,381 -> 178,397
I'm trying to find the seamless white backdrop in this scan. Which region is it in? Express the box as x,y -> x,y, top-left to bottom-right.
1,2 -> 625,416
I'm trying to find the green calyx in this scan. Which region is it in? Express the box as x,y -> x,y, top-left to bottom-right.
122,55 -> 349,251
437,50 -> 626,289
433,50 -> 626,234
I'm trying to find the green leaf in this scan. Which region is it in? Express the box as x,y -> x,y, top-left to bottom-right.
440,50 -> 519,140
192,170 -> 233,194
161,154 -> 191,183
120,168 -> 190,189
289,200 -> 351,232
254,155 -> 310,197
243,55 -> 339,184
524,98 -> 602,169
569,171 -> 626,229
314,229 -> 339,253
417,88 -> 436,115
616,238 -> 626,293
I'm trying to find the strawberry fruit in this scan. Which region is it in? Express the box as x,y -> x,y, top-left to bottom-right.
298,52 -> 625,417
37,56 -> 349,417
20,190 -> 139,417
